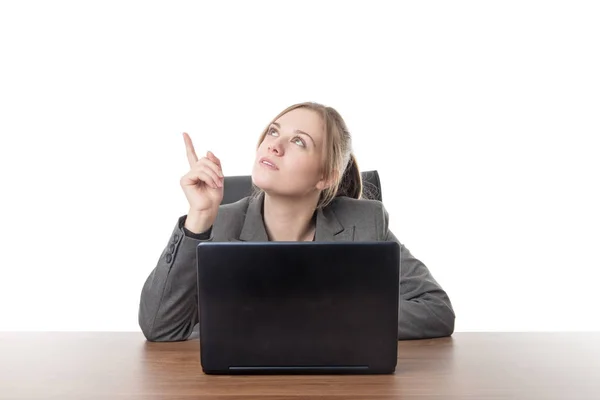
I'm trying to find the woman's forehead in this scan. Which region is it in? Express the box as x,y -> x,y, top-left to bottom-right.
274,108 -> 325,140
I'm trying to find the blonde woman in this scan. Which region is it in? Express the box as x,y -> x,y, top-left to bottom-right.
139,102 -> 455,342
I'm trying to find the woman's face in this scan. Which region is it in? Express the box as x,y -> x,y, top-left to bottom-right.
252,107 -> 329,197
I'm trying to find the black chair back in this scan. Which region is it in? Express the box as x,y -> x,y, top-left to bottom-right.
221,170 -> 382,205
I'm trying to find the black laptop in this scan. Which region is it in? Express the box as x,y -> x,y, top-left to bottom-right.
196,241 -> 400,374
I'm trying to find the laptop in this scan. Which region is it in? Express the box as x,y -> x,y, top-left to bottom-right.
196,241 -> 400,374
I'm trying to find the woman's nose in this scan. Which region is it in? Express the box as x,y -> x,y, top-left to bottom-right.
268,140 -> 284,155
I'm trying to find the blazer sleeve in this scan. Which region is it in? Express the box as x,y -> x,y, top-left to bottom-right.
138,216 -> 210,342
378,204 -> 456,340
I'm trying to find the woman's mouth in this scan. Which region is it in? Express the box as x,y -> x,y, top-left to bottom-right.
259,157 -> 279,170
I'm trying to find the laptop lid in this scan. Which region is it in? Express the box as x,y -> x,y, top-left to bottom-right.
196,241 -> 400,374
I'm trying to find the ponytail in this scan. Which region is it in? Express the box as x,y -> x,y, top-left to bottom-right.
317,153 -> 363,209
335,154 -> 362,200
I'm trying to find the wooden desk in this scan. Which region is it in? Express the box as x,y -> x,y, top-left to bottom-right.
0,332 -> 598,399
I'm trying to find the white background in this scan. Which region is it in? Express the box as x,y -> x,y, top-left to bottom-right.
1,0 -> 598,332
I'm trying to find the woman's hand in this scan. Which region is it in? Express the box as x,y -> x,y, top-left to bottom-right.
179,132 -> 224,233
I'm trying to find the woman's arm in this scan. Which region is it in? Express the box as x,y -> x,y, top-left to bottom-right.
388,230 -> 456,339
138,216 -> 210,342
378,204 -> 455,339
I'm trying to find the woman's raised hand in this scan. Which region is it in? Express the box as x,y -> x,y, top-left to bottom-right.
179,132 -> 224,233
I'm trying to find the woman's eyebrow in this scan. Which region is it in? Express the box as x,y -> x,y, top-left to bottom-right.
271,122 -> 316,146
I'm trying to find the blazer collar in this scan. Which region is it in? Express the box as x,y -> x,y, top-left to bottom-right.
237,192 -> 269,242
237,192 -> 353,242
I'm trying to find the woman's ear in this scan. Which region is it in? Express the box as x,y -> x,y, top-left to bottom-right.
316,170 -> 339,190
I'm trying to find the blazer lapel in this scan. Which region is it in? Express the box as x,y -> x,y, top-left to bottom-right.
237,192 -> 269,242
315,202 -> 355,242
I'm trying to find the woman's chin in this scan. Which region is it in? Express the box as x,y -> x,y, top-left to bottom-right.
251,169 -> 277,191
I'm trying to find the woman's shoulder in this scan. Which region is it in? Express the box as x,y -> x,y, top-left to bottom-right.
328,195 -> 386,213
327,196 -> 388,225
325,196 -> 390,239
216,195 -> 254,219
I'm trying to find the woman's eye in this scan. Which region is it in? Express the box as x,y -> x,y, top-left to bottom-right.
293,137 -> 306,147
268,128 -> 278,136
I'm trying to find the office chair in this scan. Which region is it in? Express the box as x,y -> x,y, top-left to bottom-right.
221,170 -> 382,205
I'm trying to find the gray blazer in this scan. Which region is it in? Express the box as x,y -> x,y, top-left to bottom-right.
139,193 -> 455,342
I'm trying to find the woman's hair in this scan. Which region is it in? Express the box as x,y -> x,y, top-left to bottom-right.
254,102 -> 362,209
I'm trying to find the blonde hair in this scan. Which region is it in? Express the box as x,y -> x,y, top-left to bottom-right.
254,102 -> 362,209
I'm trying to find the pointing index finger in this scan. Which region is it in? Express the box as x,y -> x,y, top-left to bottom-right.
183,132 -> 198,168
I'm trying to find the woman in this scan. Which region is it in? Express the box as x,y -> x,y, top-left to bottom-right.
139,102 -> 455,342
